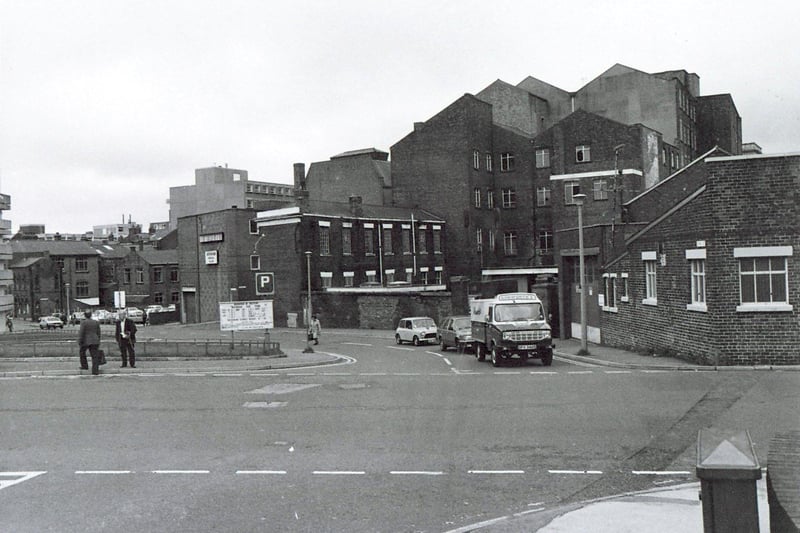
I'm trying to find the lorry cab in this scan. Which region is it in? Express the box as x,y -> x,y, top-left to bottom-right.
471,292 -> 554,367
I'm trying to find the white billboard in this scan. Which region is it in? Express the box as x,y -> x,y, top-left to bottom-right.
219,300 -> 274,331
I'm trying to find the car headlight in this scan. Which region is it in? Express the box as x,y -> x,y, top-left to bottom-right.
502,331 -> 512,340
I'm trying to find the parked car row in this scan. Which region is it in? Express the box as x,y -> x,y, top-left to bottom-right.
394,315 -> 474,351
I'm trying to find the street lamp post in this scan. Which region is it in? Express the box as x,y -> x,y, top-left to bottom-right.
574,193 -> 589,355
65,282 -> 70,321
303,251 -> 314,353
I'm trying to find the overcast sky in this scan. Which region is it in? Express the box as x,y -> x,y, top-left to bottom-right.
1,0 -> 798,234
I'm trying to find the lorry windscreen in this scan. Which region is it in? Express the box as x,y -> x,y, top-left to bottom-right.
495,303 -> 544,322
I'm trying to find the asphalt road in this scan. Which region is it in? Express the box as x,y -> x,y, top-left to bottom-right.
2,333 -> 797,532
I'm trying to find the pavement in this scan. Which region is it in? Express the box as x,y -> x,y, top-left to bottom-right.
2,323 -> 789,532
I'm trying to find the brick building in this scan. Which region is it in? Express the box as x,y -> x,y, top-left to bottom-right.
298,148 -> 392,206
253,197 -> 448,329
113,247 -> 180,310
0,192 -> 12,327
600,153 -> 799,365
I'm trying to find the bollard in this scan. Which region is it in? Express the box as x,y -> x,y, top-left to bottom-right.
696,428 -> 761,533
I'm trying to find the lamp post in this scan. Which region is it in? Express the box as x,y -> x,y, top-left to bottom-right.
303,251 -> 314,353
64,282 -> 70,320
574,193 -> 589,355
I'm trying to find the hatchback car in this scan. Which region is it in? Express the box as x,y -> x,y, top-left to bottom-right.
437,315 -> 474,352
39,316 -> 64,329
395,317 -> 437,346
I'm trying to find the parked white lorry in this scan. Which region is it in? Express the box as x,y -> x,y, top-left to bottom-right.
470,292 -> 554,367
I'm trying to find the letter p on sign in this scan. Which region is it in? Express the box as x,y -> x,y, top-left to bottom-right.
255,272 -> 275,295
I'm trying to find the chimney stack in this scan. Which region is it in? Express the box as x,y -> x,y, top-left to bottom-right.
293,163 -> 306,191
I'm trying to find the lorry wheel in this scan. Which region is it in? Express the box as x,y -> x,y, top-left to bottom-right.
542,353 -> 553,366
491,346 -> 501,367
413,336 -> 420,346
395,334 -> 402,345
476,344 -> 486,361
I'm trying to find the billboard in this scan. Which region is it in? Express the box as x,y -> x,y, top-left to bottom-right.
219,300 -> 274,331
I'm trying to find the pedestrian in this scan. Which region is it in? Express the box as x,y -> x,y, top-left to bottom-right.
142,310 -> 148,326
115,310 -> 138,368
310,314 -> 321,345
78,310 -> 102,375
5,314 -> 12,332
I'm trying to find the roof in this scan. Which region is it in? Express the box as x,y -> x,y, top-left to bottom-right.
10,240 -> 99,256
136,248 -> 178,265
330,148 -> 389,160
88,242 -> 131,259
10,256 -> 45,269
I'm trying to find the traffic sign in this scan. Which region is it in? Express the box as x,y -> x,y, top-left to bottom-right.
255,272 -> 275,295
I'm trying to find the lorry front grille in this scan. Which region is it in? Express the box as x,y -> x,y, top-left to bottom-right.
508,330 -> 549,342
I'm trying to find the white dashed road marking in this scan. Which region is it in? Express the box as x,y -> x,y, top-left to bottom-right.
0,471 -> 47,491
152,470 -> 210,474
242,401 -> 288,408
469,470 -> 525,474
390,471 -> 445,476
236,470 -> 287,475
313,471 -> 366,475
75,470 -> 131,475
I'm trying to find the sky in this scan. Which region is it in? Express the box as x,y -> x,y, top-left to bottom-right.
1,0 -> 798,234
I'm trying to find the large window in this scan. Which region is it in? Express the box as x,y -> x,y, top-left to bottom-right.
342,225 -> 352,255
535,148 -> 550,168
501,188 -> 516,208
433,226 -> 442,253
593,179 -> 609,201
319,225 -> 331,256
500,152 -> 515,171
564,181 -> 581,205
537,186 -> 551,206
417,226 -> 427,254
364,225 -> 375,255
735,246 -> 792,311
538,230 -> 552,253
575,144 -> 591,163
503,231 -> 518,256
75,281 -> 89,298
153,267 -> 163,283
687,250 -> 706,311
401,226 -> 411,254
382,225 -> 393,255
136,268 -> 145,284
644,257 -> 657,304
76,258 -> 88,272
603,274 -> 617,311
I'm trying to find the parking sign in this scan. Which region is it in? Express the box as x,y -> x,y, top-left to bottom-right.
255,272 -> 275,295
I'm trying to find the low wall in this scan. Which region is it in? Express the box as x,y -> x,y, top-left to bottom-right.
310,292 -> 453,330
0,340 -> 282,358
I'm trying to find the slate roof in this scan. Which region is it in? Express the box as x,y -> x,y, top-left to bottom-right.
11,240 -> 99,256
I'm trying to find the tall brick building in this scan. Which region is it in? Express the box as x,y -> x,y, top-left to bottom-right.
600,153 -> 799,365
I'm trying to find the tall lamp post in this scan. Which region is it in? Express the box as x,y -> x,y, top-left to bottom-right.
574,193 -> 589,355
303,251 -> 314,353
65,282 -> 71,320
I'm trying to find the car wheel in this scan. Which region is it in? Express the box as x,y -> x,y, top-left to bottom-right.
440,337 -> 448,351
476,344 -> 486,362
395,334 -> 402,345
413,336 -> 420,346
40,325 -> 44,329
491,345 -> 501,367
542,353 -> 553,366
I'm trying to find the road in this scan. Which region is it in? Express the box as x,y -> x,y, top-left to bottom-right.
2,332 -> 797,532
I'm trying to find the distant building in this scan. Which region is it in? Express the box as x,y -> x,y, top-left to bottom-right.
297,148 -> 392,206
114,247 -> 180,310
93,217 -> 142,241
168,166 -> 294,230
0,193 -> 13,324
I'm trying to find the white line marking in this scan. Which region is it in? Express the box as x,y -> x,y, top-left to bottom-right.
393,373 -> 421,376
152,470 -> 210,474
443,358 -> 452,366
312,471 -> 366,475
359,373 -> 387,376
243,401 -> 288,408
75,470 -> 132,475
567,371 -> 594,374
137,373 -> 166,377
0,471 -> 47,491
322,372 -> 351,376
468,470 -> 525,474
426,351 -> 443,357
605,370 -> 632,374
387,346 -> 415,351
494,371 -> 521,375
173,373 -> 206,377
632,470 -> 692,475
342,342 -> 373,346
444,516 -> 509,533
287,373 -> 316,376
513,508 -> 546,517
249,373 -> 279,376
531,371 -> 558,375
235,470 -> 287,475
642,370 -> 669,373
213,373 -> 243,377
390,471 -> 445,476
548,470 -> 603,475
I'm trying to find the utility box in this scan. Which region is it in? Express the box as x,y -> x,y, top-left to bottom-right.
696,428 -> 762,533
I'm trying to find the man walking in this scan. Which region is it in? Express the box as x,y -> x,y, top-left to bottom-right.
115,310 -> 138,368
78,310 -> 102,375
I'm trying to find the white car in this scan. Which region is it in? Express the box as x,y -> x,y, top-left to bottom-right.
39,316 -> 64,329
144,305 -> 164,315
395,316 -> 437,346
125,307 -> 145,323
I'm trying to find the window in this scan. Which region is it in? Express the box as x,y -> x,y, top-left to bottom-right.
246,199 -> 255,208
417,226 -> 427,254
564,181 -> 581,205
485,153 -> 493,172
537,187 -> 551,206
170,267 -> 179,283
154,292 -> 164,305
320,272 -> 332,289
689,259 -> 706,310
75,281 -> 89,298
366,270 -> 377,283
643,255 -> 657,305
136,268 -> 145,284
473,150 -> 480,169
500,152 -> 515,171
123,268 -> 132,284
343,272 -> 354,287
735,246 -> 792,311
250,255 -> 260,270
434,267 -> 443,285
76,258 -> 88,272
384,270 -> 395,284
420,268 -> 429,285
342,225 -> 352,255
474,188 -> 481,208
153,267 -> 163,283
433,226 -> 442,253
538,230 -> 552,253
171,291 -> 180,303
476,228 -> 483,249
382,225 -> 393,254
501,188 -> 516,208
593,179 -> 609,201
620,273 -> 629,302
401,226 -> 411,254
603,274 -> 617,311
319,225 -> 331,256
249,219 -> 259,234
575,145 -> 591,163
535,148 -> 550,168
364,226 -> 374,255
488,231 -> 495,251
486,189 -> 494,209
503,231 -> 518,256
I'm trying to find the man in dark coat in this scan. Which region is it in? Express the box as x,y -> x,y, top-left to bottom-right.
114,310 -> 138,368
78,310 -> 102,375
